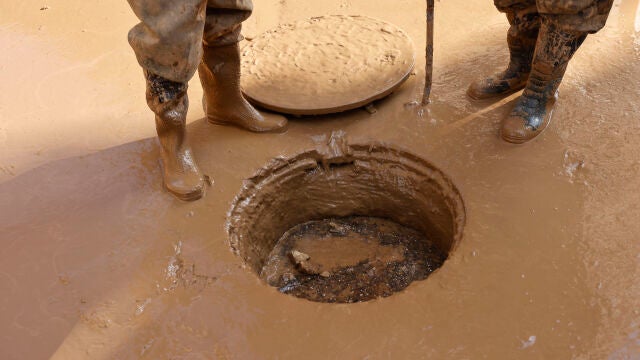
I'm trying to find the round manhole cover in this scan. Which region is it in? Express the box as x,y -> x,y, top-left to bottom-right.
240,15 -> 415,115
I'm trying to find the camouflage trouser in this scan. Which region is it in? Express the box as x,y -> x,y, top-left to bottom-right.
127,0 -> 253,83
494,0 -> 614,34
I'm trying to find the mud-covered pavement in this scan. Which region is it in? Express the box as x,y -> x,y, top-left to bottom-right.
1,0 -> 639,359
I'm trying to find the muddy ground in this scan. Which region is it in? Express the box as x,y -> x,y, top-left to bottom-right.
1,0 -> 639,359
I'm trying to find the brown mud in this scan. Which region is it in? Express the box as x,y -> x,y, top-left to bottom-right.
225,138 -> 463,304
262,216 -> 446,303
1,0 -> 640,359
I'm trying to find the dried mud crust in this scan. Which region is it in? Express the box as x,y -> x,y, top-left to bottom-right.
261,216 -> 447,303
240,15 -> 415,115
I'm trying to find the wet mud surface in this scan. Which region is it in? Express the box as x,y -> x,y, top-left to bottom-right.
1,0 -> 640,359
262,216 -> 446,303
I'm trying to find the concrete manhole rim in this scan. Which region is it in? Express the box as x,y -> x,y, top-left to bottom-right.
226,142 -> 466,302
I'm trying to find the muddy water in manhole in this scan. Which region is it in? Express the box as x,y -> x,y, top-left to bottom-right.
262,216 -> 446,303
227,142 -> 465,303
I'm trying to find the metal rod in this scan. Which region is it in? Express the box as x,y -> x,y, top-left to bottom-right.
422,0 -> 434,105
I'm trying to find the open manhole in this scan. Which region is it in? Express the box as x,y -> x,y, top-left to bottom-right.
227,139 -> 465,303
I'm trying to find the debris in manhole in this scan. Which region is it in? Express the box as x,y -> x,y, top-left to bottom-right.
261,216 -> 447,303
288,249 -> 324,275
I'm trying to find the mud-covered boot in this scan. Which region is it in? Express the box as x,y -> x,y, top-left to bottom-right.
468,18 -> 538,100
501,20 -> 587,144
199,44 -> 287,132
146,71 -> 205,201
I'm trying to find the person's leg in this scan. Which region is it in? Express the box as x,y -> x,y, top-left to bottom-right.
127,0 -> 207,200
145,72 -> 205,200
501,0 -> 613,143
468,0 -> 539,100
198,0 -> 287,132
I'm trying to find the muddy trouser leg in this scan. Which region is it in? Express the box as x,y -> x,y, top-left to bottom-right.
468,0 -> 540,100
127,0 -> 208,200
500,0 -> 614,143
503,3 -> 541,74
198,0 -> 288,132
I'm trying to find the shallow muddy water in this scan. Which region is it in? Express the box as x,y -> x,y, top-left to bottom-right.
1,0 -> 639,359
262,216 -> 446,303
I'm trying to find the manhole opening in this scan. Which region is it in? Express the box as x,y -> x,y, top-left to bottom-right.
227,143 -> 465,303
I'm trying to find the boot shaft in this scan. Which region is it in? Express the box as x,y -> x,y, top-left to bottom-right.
199,44 -> 243,92
145,71 -> 189,127
502,6 -> 540,79
506,32 -> 537,75
529,19 -> 587,95
145,71 -> 188,105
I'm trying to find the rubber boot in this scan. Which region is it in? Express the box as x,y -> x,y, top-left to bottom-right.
467,16 -> 538,100
199,44 -> 287,132
501,20 -> 587,144
145,71 -> 205,201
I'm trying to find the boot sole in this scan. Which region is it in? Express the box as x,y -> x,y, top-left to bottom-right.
501,107 -> 554,145
165,185 -> 205,201
207,116 -> 288,134
158,159 -> 206,201
467,84 -> 526,101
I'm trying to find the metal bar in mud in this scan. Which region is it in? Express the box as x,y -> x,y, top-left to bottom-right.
423,0 -> 434,105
